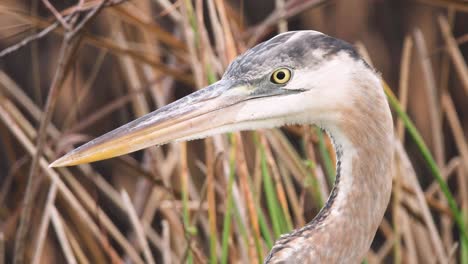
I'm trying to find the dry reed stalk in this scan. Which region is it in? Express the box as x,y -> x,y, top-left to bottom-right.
275,0 -> 288,33
156,0 -> 182,22
0,71 -> 60,137
31,183 -> 57,264
0,155 -> 26,209
62,50 -> 107,129
159,207 -> 188,258
41,0 -> 71,30
138,150 -> 177,234
266,130 -> 321,199
207,0 -> 227,66
397,36 -> 412,141
393,36 -> 412,262
414,26 -> 455,251
58,167 -> 144,263
0,98 -> 130,263
205,137 -> 219,262
53,0 -> 127,16
3,87 -> 137,262
305,129 -> 330,202
399,209 -> 418,264
13,2 -> 109,261
14,35 -> 77,263
214,0 -> 237,61
179,140 -> 193,261
234,133 -> 259,261
137,2 -> 168,144
196,0 -> 223,77
394,140 -> 448,262
28,0 -> 42,108
375,236 -> 395,262
63,209 -> 114,262
145,222 -> 178,263
425,158 -> 459,199
112,3 -> 187,51
379,219 -> 395,244
442,92 -> 468,174
413,223 -> 437,262
439,8 -> 455,96
114,28 -> 150,116
413,28 -> 445,167
251,148 -> 263,203
279,159 -> 306,227
456,162 -> 468,227
66,91 -> 141,133
248,0 -> 327,45
111,11 -> 163,246
438,15 -> 468,94
61,222 -> 90,264
0,7 -> 191,82
0,95 -> 140,262
161,220 -> 173,264
83,35 -> 192,84
260,134 -> 294,228
393,155 -> 418,263
442,94 -> 468,248
50,207 -> 77,264
186,183 -> 211,264
79,164 -> 129,212
180,0 -> 203,88
121,190 -> 155,264
0,17 -> 60,58
392,154 -> 405,264
141,184 -> 173,223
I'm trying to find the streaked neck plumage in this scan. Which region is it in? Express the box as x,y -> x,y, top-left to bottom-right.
265,69 -> 394,263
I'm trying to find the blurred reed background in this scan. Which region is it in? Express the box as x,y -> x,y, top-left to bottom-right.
0,0 -> 467,263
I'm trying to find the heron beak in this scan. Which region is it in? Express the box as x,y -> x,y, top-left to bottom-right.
50,80 -> 249,167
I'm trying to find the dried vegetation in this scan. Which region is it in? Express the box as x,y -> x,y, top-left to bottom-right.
0,0 -> 467,263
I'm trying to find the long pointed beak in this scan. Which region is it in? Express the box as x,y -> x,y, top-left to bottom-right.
50,80 -> 247,167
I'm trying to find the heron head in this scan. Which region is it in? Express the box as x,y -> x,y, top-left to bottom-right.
51,30 -> 376,167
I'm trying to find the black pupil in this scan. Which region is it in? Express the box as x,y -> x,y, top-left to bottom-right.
276,71 -> 286,80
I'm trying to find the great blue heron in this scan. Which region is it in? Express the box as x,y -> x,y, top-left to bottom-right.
51,30 -> 393,263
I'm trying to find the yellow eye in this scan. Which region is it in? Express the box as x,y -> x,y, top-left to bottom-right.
271,68 -> 291,84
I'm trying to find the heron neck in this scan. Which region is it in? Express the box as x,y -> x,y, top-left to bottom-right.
317,122 -> 393,255
308,108 -> 393,262
265,86 -> 393,263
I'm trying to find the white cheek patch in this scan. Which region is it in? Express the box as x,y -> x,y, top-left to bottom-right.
286,51 -> 353,90
280,52 -> 357,113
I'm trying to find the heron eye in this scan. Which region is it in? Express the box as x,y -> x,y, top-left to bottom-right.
270,68 -> 291,84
